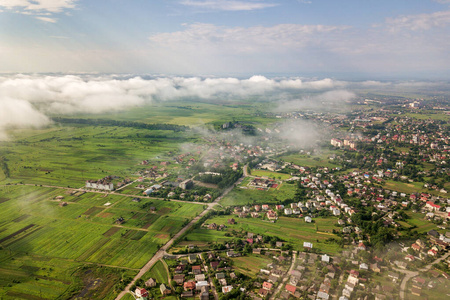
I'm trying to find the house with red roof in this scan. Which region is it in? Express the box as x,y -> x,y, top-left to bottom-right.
135,288 -> 149,298
183,281 -> 196,291
285,284 -> 296,294
263,281 -> 273,290
425,201 -> 441,212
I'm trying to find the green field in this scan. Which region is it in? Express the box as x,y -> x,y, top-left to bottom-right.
0,125 -> 194,187
63,101 -> 278,127
384,180 -> 447,197
219,181 -> 297,207
250,169 -> 292,180
183,215 -> 341,254
143,260 -> 169,285
232,255 -> 273,277
398,212 -> 441,233
0,185 -> 202,299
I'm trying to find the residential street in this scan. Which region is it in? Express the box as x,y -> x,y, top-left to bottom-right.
115,165 -> 248,299
396,252 -> 450,300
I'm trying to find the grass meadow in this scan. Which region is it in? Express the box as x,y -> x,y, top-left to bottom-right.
143,260 -> 169,285
182,215 -> 341,255
219,181 -> 297,207
279,150 -> 341,169
249,169 -> 292,180
231,255 -> 273,277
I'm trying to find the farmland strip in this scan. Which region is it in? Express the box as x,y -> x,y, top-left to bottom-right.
0,224 -> 35,244
77,237 -> 110,261
3,226 -> 43,247
13,214 -> 31,222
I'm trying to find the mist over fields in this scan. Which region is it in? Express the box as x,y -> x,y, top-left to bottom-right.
0,74 -> 448,140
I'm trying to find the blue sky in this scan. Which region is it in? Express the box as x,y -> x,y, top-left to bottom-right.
1,0 -> 450,78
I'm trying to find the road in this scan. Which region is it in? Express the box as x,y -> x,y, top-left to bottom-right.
396,251 -> 450,300
269,251 -> 297,300
114,165 -> 248,300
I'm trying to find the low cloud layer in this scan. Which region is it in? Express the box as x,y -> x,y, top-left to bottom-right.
0,74 -> 347,140
0,74 -> 447,141
276,90 -> 356,112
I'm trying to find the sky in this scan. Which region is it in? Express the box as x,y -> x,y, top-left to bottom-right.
0,0 -> 450,78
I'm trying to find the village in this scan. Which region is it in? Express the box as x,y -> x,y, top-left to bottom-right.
77,98 -> 449,300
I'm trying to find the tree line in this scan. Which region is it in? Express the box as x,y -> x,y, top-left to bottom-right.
52,117 -> 189,132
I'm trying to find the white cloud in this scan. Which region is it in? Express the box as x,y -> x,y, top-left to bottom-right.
35,16 -> 56,22
385,10 -> 450,32
0,0 -> 78,22
150,23 -> 348,50
0,74 -> 344,139
0,97 -> 51,141
275,90 -> 356,112
180,0 -> 277,11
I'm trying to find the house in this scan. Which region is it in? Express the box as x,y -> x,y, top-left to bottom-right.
179,179 -> 193,190
412,277 -> 426,287
222,285 -> 233,294
428,249 -> 438,256
263,281 -> 273,290
388,272 -> 400,282
284,208 -> 293,215
195,273 -> 206,281
258,288 -> 269,297
175,264 -> 186,273
228,218 -> 235,224
425,201 -> 441,212
253,248 -> 262,254
411,287 -> 422,296
219,278 -> 227,286
303,242 -> 313,250
181,291 -> 194,298
411,243 -> 421,251
183,281 -> 196,291
370,263 -> 381,273
285,284 -> 296,294
173,274 -> 185,285
210,261 -> 220,270
196,281 -> 209,290
208,223 -> 217,230
268,274 -> 279,283
145,278 -> 156,287
160,284 -> 171,295
188,254 -> 197,263
357,242 -> 367,251
276,241 -> 283,248
267,210 -> 278,220
216,272 -> 226,279
305,216 -> 312,223
135,288 -> 149,298
322,254 -> 330,263
192,265 -> 202,274
405,254 -> 415,261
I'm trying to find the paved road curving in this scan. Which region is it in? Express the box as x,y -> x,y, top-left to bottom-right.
114,165 -> 248,300
396,252 -> 450,300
